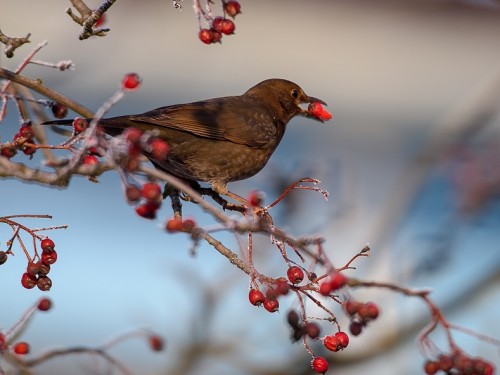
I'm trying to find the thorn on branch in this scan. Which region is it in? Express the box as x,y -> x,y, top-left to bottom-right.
0,29 -> 31,58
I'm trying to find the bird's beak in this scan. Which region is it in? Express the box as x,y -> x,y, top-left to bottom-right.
299,95 -> 329,123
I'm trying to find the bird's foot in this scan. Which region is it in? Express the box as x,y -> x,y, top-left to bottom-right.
195,186 -> 246,213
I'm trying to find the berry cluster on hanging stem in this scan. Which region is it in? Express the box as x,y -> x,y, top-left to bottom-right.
197,1 -> 241,44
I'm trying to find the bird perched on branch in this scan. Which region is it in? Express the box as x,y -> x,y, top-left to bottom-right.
44,78 -> 331,213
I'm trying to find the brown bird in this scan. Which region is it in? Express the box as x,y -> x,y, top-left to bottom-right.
45,79 -> 329,210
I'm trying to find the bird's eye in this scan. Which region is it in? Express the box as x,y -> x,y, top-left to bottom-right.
291,89 -> 299,99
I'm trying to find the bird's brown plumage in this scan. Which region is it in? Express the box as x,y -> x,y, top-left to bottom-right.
45,79 -> 327,194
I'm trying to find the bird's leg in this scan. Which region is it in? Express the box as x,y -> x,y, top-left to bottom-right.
163,184 -> 183,219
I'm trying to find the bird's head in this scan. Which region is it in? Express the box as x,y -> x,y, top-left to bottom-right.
244,79 -> 329,123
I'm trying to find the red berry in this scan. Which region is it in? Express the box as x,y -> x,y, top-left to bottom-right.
135,202 -> 159,219
41,238 -> 55,252
199,28 -> 213,44
304,322 -> 321,339
123,127 -> 143,144
73,117 -> 89,134
424,360 -> 439,375
308,102 -> 332,121
148,335 -> 164,351
27,260 -> 50,276
82,154 -> 99,166
319,281 -> 332,296
323,334 -> 341,352
125,185 -> 142,202
329,272 -> 347,290
248,190 -> 265,206
19,124 -> 35,140
21,272 -> 37,289
37,275 -> 52,291
349,321 -> 363,336
358,302 -> 379,320
37,297 -> 52,311
122,73 -> 141,90
344,300 -> 360,316
51,103 -> 68,119
287,310 -> 300,328
165,217 -> 183,232
335,331 -> 349,348
141,182 -> 162,202
210,29 -> 222,43
263,298 -> 279,313
149,138 -> 169,159
275,279 -> 290,295
211,17 -> 224,33
287,266 -> 304,284
311,356 -> 329,374
220,19 -> 235,35
182,218 -> 196,232
437,354 -> 453,372
1,145 -> 17,159
224,1 -> 241,18
26,261 -> 40,275
248,289 -> 265,306
13,342 -> 30,355
0,250 -> 7,265
22,141 -> 37,156
482,362 -> 495,375
41,250 -> 57,265
455,355 -> 474,372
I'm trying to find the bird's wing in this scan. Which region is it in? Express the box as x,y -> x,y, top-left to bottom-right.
129,97 -> 278,148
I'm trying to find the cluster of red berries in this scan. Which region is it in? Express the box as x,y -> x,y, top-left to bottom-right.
0,122 -> 37,159
323,331 -> 349,352
248,280 -> 288,313
122,127 -> 169,171
248,266 -> 311,313
319,271 -> 348,295
286,309 -> 321,342
310,330 -> 350,373
311,332 -> 349,375
343,299 -> 380,336
21,238 -> 57,291
165,217 -> 196,233
424,353 -> 495,375
198,1 -> 241,44
126,181 -> 163,220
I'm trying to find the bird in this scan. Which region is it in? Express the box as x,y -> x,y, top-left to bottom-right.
44,79 -> 329,211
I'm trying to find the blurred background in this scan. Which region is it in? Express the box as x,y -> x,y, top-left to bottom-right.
1,0 -> 500,374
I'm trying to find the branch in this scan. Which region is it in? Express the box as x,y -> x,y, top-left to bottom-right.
0,29 -> 31,58
0,157 -> 114,187
0,67 -> 93,119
